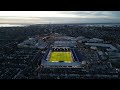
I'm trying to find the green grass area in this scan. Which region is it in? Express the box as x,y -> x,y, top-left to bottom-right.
50,51 -> 73,63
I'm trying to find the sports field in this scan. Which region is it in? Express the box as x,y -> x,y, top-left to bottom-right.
50,51 -> 73,63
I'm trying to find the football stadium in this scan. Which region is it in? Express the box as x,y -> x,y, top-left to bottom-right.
50,48 -> 73,63
41,47 -> 81,68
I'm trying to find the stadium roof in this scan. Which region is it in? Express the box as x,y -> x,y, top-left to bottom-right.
54,41 -> 76,47
42,61 -> 80,67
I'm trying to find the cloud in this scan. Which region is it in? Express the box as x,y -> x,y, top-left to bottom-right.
38,17 -> 120,24
58,11 -> 120,19
0,11 -> 120,23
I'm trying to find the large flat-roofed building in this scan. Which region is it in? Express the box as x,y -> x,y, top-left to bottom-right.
85,43 -> 118,52
87,38 -> 103,43
18,38 -> 48,50
41,47 -> 81,68
108,52 -> 120,61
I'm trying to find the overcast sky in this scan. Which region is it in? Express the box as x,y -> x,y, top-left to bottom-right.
0,11 -> 120,24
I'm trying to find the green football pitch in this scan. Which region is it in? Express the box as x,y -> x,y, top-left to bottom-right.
49,51 -> 73,63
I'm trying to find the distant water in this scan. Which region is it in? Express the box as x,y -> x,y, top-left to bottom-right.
0,24 -> 28,27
